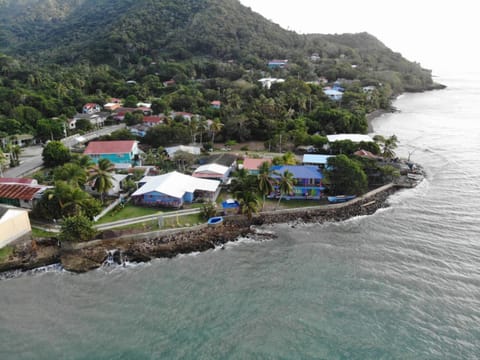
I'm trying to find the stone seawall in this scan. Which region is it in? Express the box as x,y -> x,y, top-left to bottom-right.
0,184 -> 402,275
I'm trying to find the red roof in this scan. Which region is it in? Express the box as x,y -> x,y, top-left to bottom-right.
84,103 -> 99,108
354,149 -> 380,159
84,141 -> 137,155
243,158 -> 271,171
0,178 -> 36,185
0,183 -> 45,201
143,116 -> 165,124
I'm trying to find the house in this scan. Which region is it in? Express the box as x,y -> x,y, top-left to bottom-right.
268,59 -> 288,69
2,134 -> 36,148
163,79 -> 176,87
84,140 -> 141,169
258,77 -> 285,89
241,157 -> 271,175
85,173 -> 128,197
83,103 -> 101,114
165,145 -> 201,157
327,134 -> 374,143
143,115 -> 166,127
129,124 -> 149,137
354,149 -> 382,160
0,178 -> 50,209
72,112 -> 109,128
192,163 -> 231,182
270,165 -> 325,199
302,154 -> 334,168
211,100 -> 221,109
104,102 -> 122,111
323,88 -> 343,101
0,205 -> 32,248
310,53 -> 321,62
131,171 -> 220,208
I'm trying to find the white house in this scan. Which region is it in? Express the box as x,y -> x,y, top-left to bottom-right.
327,134 -> 374,143
132,171 -> 220,208
324,89 -> 343,101
165,145 -> 202,157
192,163 -> 231,182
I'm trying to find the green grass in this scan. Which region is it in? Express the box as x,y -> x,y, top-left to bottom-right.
32,228 -> 56,238
96,204 -> 162,224
104,213 -> 204,233
0,246 -> 14,261
264,198 -> 328,209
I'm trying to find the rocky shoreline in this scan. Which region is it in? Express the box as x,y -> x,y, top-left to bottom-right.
0,183 -> 404,276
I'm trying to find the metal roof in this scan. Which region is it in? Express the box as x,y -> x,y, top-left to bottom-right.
270,165 -> 323,180
0,183 -> 47,201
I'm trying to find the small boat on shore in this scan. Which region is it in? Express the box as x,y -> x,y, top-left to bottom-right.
327,195 -> 356,204
207,216 -> 224,226
407,172 -> 423,181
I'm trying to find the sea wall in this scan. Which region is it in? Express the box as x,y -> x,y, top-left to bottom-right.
0,183 -> 402,275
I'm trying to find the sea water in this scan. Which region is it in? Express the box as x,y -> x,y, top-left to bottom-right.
0,74 -> 479,359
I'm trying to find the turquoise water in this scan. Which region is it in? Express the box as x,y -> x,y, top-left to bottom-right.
1,74 -> 480,359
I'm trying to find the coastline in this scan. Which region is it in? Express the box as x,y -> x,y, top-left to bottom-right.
0,182 -> 410,276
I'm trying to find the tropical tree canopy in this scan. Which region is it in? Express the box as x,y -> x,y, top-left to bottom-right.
325,154 -> 368,195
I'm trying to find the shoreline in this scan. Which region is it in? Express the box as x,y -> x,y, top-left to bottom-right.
0,183 -> 409,276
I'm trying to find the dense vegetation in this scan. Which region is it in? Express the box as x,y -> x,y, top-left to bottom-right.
0,0 -> 442,157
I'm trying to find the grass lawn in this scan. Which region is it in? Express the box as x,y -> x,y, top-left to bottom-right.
104,213 -> 205,233
96,203 -> 162,224
0,246 -> 14,261
264,198 -> 328,210
32,228 -> 56,238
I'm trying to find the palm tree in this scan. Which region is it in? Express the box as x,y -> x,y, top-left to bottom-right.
276,170 -> 295,209
46,181 -> 93,218
88,158 -> 115,203
237,191 -> 260,220
71,154 -> 94,168
374,134 -> 398,160
210,118 -> 224,144
257,161 -> 274,210
53,163 -> 87,188
0,148 -> 6,176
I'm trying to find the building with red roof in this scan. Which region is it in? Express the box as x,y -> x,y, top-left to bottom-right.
0,178 -> 50,209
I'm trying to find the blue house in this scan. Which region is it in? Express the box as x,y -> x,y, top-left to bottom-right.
270,165 -> 325,199
84,140 -> 141,169
268,59 -> 288,69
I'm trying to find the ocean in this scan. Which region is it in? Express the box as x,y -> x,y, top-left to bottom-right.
1,74 -> 479,359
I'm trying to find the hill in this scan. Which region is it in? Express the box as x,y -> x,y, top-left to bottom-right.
0,0 -> 433,90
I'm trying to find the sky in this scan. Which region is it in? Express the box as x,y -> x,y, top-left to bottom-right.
239,0 -> 478,75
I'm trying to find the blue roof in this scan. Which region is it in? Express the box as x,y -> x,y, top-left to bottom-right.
302,154 -> 334,165
271,165 -> 323,180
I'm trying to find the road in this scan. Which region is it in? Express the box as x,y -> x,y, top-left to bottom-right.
3,124 -> 126,178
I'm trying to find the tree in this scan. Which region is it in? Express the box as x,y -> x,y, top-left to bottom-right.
276,170 -> 294,209
325,154 -> 367,195
257,161 -> 274,210
59,215 -> 97,242
209,118 -> 224,144
88,158 -> 115,202
42,141 -> 71,167
53,163 -> 87,188
374,134 -> 398,160
237,191 -> 260,220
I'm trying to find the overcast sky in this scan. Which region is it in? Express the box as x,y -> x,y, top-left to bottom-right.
239,0 -> 477,75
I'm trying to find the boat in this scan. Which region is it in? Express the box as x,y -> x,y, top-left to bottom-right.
407,172 -> 423,181
207,216 -> 224,226
327,195 -> 356,204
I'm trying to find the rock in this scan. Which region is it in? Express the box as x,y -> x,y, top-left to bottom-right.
60,253 -> 103,273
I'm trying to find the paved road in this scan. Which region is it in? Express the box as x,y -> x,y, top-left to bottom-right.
3,124 -> 126,178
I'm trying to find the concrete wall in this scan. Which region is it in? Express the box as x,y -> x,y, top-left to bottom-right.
0,209 -> 32,248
